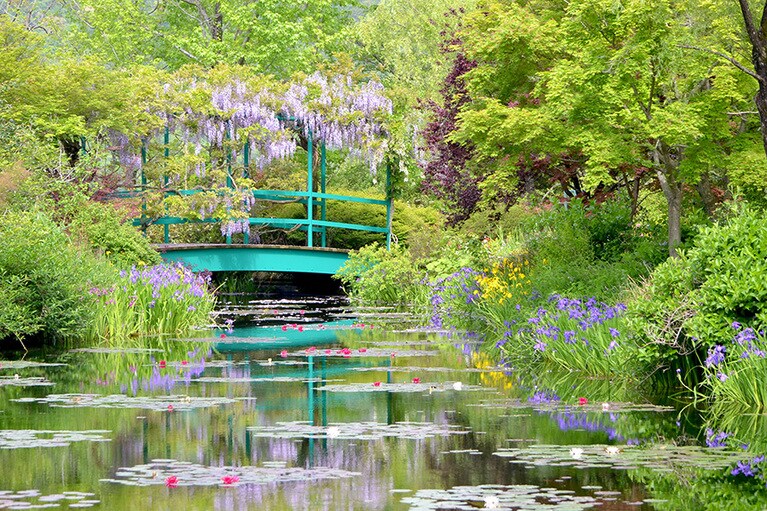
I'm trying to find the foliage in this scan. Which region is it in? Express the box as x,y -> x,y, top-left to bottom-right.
499,296 -> 635,376
334,243 -> 427,305
0,210 -> 111,347
453,0 -> 760,256
59,0 -> 358,76
631,205 -> 767,375
87,263 -> 215,341
419,25 -> 480,225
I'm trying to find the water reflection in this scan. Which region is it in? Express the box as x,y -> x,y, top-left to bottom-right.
0,298 -> 765,509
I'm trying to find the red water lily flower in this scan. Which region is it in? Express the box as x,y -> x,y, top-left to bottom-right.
578,397 -> 588,406
181,360 -> 188,366
158,360 -> 166,369
221,475 -> 240,485
167,404 -> 174,412
298,326 -> 304,332
359,348 -> 367,353
412,377 -> 421,384
165,476 -> 178,488
220,333 -> 227,338
281,325 -> 288,331
373,381 -> 381,387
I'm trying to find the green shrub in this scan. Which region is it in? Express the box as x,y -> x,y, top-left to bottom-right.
0,210 -> 112,347
633,206 -> 767,347
334,242 -> 427,305
69,201 -> 162,268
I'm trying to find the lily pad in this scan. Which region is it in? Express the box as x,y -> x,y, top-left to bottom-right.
287,348 -> 439,358
401,483 -> 602,510
352,366 -> 503,374
494,443 -> 742,472
12,394 -> 236,411
315,382 -> 484,394
0,361 -> 66,370
0,490 -> 98,509
0,376 -> 54,387
247,421 -> 470,440
101,459 -> 359,486
0,430 -> 110,449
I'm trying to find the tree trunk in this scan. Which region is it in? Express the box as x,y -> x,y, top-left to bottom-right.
738,0 -> 767,158
696,171 -> 718,219
59,137 -> 81,167
653,142 -> 683,258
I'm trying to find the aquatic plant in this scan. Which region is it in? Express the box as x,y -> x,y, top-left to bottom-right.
87,262 -> 215,340
498,295 -> 635,376
700,323 -> 767,413
248,421 -> 470,441
102,460 -> 360,487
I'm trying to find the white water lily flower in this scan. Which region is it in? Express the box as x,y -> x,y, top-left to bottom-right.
605,446 -> 620,456
452,382 -> 463,391
602,402 -> 610,411
484,495 -> 501,508
569,447 -> 584,459
326,426 -> 340,438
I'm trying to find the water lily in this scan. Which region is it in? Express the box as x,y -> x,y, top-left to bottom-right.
577,397 -> 588,406
484,495 -> 500,508
327,426 -> 340,438
359,348 -> 367,353
280,350 -> 288,358
219,333 -> 226,339
221,475 -> 239,485
569,447 -> 584,459
373,381 -> 381,387
167,404 -> 174,412
601,402 -> 610,411
165,475 -> 179,488
452,382 -> 463,391
605,446 -> 621,456
158,360 -> 166,369
412,377 -> 421,384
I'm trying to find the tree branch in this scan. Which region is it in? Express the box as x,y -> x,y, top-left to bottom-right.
679,44 -> 763,83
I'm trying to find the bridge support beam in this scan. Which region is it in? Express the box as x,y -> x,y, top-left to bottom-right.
155,244 -> 349,275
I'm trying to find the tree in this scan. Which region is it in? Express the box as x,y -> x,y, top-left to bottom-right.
454,0 -> 758,257
59,0 -> 359,76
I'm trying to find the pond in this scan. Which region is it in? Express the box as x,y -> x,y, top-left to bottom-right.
0,296 -> 758,510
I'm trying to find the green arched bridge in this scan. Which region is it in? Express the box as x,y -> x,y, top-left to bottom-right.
155,243 -> 351,275
111,128 -> 394,274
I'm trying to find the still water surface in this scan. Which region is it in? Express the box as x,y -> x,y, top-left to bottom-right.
0,296 -> 741,510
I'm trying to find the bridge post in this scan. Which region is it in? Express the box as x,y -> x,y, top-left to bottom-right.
225,121 -> 232,245
307,129 -> 314,247
243,141 -> 250,245
140,138 -> 148,236
163,126 -> 170,243
386,162 -> 393,250
320,142 -> 327,247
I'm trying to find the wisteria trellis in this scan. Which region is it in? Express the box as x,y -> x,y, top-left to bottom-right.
118,71 -> 393,238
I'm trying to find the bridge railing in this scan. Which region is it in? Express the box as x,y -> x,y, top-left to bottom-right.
112,187 -> 393,249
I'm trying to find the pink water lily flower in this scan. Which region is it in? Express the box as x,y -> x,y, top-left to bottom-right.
221,475 -> 240,485
412,377 -> 421,384
373,381 -> 381,387
165,476 -> 178,488
280,350 -> 288,358
158,360 -> 166,369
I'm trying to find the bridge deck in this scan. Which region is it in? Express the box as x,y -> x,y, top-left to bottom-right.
154,244 -> 349,274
